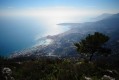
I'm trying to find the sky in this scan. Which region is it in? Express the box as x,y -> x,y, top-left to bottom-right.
0,0 -> 119,18
0,0 -> 119,37
0,0 -> 119,8
0,0 -> 119,35
0,0 -> 119,9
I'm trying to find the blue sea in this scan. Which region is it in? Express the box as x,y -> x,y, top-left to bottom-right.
0,17 -> 68,56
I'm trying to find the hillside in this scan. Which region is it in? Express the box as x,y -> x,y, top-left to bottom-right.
11,13 -> 119,58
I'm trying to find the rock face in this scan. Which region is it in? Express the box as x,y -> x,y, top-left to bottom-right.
102,75 -> 115,80
11,13 -> 119,58
2,67 -> 15,80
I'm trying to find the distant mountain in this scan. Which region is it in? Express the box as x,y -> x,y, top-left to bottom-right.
92,13 -> 113,21
11,13 -> 119,58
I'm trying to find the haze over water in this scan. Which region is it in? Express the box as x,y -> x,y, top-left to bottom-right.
0,16 -> 70,56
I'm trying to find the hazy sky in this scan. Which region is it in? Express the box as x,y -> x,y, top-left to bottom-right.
0,0 -> 119,35
0,0 -> 119,10
1,0 -> 119,17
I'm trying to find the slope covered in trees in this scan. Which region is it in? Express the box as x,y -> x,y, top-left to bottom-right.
0,55 -> 119,80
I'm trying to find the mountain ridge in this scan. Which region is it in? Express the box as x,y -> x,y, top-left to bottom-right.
11,13 -> 119,58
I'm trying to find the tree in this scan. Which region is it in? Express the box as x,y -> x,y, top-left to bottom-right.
74,32 -> 111,61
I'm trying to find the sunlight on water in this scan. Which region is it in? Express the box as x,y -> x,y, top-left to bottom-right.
34,39 -> 53,47
0,7 -> 99,55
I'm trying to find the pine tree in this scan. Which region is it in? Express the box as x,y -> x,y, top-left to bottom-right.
74,32 -> 111,61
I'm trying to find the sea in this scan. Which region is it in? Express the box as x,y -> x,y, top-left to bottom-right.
0,17 -> 69,56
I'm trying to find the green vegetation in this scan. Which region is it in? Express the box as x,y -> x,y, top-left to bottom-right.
0,57 -> 119,80
74,32 -> 111,61
0,32 -> 119,80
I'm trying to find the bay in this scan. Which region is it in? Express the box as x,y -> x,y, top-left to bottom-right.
0,17 -> 68,56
